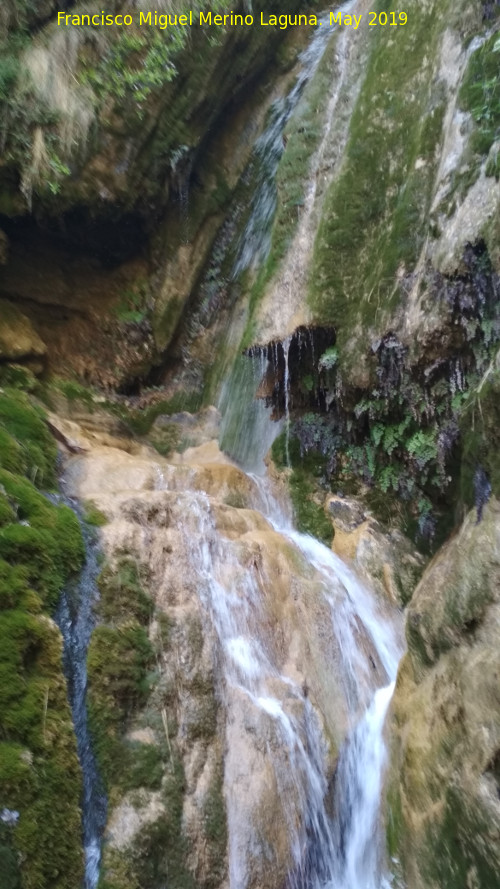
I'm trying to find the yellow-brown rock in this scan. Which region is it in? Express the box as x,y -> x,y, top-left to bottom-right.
0,299 -> 46,363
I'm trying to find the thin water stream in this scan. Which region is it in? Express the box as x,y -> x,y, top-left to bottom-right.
54,502 -> 106,889
233,0 -> 357,276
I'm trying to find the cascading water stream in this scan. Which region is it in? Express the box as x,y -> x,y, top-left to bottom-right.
216,5 -> 401,877
219,1 -> 357,465
212,343 -> 403,888
283,530 -> 401,889
54,502 -> 106,889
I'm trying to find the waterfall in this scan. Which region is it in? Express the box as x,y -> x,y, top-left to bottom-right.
54,503 -> 106,889
54,4 -> 400,886
284,531 -> 401,888
197,337 -> 403,886
215,17 -> 400,880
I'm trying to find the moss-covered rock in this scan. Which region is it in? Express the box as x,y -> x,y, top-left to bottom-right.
460,365 -> 500,507
84,551 -> 226,889
0,387 -> 85,889
308,0 -> 452,377
387,498 -> 500,889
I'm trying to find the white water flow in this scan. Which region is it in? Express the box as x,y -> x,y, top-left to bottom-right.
284,531 -> 401,889
233,0 -> 357,276
54,503 -> 106,889
189,351 -> 403,887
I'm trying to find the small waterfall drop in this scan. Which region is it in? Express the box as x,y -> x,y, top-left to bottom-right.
283,334 -> 292,466
284,530 -> 401,889
215,342 -> 403,888
54,504 -> 106,889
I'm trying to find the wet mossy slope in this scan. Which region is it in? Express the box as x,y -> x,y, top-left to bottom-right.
0,384 -> 84,889
308,0 -> 500,378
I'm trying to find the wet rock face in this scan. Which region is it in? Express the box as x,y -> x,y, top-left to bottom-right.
0,0 -> 312,386
387,499 -> 500,889
326,495 -> 425,607
59,414 -> 391,889
249,325 -> 336,418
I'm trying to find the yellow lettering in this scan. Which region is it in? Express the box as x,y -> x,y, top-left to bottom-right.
214,14 -> 223,24
330,11 -> 341,25
179,14 -> 188,25
199,11 -> 211,24
139,12 -> 151,25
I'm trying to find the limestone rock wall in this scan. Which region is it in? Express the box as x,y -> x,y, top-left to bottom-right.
387,499 -> 500,889
60,418 -> 371,889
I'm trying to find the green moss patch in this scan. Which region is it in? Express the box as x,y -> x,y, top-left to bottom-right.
87,560 -> 155,794
459,31 -> 500,169
0,389 -> 58,487
421,784 -> 500,889
0,388 -> 85,889
308,0 -> 448,370
272,430 -> 333,545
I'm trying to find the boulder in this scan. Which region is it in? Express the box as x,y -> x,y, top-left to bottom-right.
327,495 -> 424,607
0,300 -> 46,364
387,499 -> 500,889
